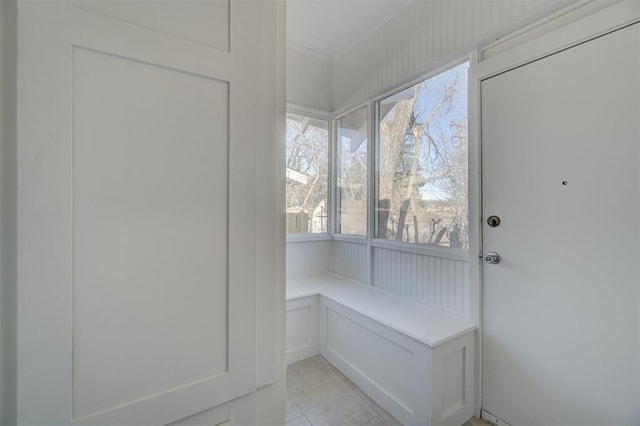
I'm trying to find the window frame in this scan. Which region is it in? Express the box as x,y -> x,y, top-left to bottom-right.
285,104 -> 332,242
285,58 -> 471,261
333,102 -> 371,238
371,58 -> 471,259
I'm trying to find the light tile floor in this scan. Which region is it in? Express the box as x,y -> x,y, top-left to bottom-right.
285,355 -> 488,426
465,418 -> 492,426
286,355 -> 402,426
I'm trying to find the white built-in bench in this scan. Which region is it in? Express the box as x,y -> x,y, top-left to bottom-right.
286,274 -> 477,426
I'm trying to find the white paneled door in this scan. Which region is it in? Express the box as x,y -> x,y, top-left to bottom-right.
481,23 -> 640,424
17,1 -> 272,424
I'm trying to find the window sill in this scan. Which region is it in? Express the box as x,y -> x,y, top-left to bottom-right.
285,234 -> 469,261
332,234 -> 368,245
286,233 -> 333,243
370,239 -> 469,261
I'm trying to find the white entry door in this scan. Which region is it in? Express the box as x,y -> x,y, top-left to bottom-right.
482,23 -> 640,424
17,1 -> 278,425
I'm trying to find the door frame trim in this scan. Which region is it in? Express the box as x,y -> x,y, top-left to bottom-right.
467,0 -> 640,417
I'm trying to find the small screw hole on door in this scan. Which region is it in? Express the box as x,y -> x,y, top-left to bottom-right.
487,215 -> 501,227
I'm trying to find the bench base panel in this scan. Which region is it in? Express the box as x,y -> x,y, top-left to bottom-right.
285,290 -> 475,426
320,299 -> 474,426
286,296 -> 321,365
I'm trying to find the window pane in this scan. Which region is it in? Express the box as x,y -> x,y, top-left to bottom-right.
377,62 -> 468,248
286,113 -> 329,234
337,107 -> 368,236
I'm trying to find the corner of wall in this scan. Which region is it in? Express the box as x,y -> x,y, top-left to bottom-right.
0,0 -> 18,425
286,45 -> 333,112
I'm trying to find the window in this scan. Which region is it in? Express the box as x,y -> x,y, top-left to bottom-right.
336,107 -> 368,236
376,62 -> 469,248
286,113 -> 329,234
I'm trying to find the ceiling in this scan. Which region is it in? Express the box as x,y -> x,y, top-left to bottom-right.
287,0 -> 414,59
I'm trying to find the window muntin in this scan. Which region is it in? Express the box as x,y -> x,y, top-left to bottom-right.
286,113 -> 329,234
376,62 -> 469,248
336,107 -> 368,236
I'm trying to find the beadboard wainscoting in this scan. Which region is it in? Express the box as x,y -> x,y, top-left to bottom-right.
331,240 -> 369,283
372,247 -> 469,317
287,239 -> 331,280
289,239 -> 470,317
332,0 -> 580,110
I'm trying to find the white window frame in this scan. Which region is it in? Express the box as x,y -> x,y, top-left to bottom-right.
286,59 -> 472,262
370,58 -> 471,261
333,102 -> 371,240
285,103 -> 333,243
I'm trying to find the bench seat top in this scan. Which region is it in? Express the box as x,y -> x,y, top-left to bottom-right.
287,273 -> 477,347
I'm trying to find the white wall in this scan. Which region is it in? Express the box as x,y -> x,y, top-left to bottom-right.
329,241 -> 469,316
287,240 -> 331,280
286,46 -> 333,111
332,241 -> 368,283
0,0 -> 17,424
372,248 -> 469,316
332,0 -> 580,110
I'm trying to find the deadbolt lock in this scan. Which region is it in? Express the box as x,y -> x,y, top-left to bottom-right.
487,215 -> 501,227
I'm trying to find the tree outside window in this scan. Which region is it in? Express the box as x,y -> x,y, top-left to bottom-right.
286,113 -> 329,234
336,107 -> 368,236
377,62 -> 469,248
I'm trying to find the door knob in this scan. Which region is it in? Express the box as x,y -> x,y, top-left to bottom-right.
485,252 -> 501,264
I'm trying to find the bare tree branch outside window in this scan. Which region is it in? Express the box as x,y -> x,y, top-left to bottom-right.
286,113 -> 329,234
337,107 -> 368,236
377,62 -> 469,248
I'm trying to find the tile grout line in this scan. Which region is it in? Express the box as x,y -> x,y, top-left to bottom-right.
352,389 -> 385,426
286,390 -> 307,425
290,390 -> 311,426
303,414 -> 312,426
285,414 -> 308,426
287,355 -> 399,426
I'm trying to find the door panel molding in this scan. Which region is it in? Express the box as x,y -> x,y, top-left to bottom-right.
17,1 -> 263,424
71,45 -> 231,421
72,0 -> 231,52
